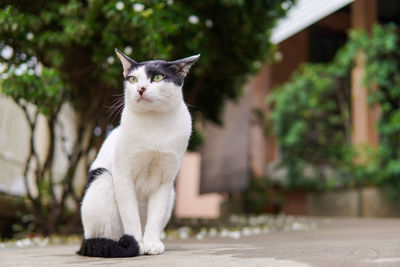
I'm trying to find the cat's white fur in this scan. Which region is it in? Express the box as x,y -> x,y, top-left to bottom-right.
80,51 -> 197,255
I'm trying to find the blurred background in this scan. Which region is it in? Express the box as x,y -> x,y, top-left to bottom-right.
1,0 -> 400,241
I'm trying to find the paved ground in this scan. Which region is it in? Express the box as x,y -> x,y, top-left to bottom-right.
1,218 -> 400,267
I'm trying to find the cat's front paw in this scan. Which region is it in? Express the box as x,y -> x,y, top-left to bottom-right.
143,240 -> 165,255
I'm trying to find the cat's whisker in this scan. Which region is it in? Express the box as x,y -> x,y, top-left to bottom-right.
105,97 -> 125,123
104,96 -> 124,108
108,104 -> 124,123
105,99 -> 124,114
108,106 -> 123,123
112,92 -> 124,97
185,103 -> 196,108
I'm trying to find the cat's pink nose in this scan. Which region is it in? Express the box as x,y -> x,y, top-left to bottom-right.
137,87 -> 146,96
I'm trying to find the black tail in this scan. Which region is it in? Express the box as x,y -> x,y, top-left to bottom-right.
77,235 -> 139,258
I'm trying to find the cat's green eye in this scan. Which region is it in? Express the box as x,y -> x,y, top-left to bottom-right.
128,76 -> 137,83
153,74 -> 164,82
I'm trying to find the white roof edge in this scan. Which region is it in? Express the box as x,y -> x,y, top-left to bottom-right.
271,0 -> 354,44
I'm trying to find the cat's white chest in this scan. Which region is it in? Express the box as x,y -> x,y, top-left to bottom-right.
113,106 -> 191,199
131,148 -> 178,199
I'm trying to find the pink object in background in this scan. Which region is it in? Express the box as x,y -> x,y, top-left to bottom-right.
175,152 -> 225,218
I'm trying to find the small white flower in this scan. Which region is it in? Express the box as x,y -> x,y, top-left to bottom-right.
195,233 -> 204,240
1,45 -> 13,60
281,1 -> 290,10
219,229 -> 229,238
32,237 -> 41,246
229,231 -> 241,239
208,228 -> 218,237
26,32 -> 34,41
242,227 -> 251,236
107,56 -> 115,64
16,238 -> 32,248
0,63 -> 7,73
133,3 -> 145,12
167,0 -> 173,5
115,1 -> 125,11
35,62 -> 43,76
39,238 -> 49,247
14,63 -> 28,76
291,222 -> 303,231
252,227 -> 262,235
205,19 -> 213,28
124,46 -> 132,55
188,15 -> 199,25
177,227 -> 190,239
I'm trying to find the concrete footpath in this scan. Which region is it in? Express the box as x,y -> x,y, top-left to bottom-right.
1,218 -> 400,267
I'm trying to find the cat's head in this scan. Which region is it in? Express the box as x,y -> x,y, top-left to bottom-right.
115,48 -> 199,113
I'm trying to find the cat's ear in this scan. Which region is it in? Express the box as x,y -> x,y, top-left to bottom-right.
115,48 -> 138,77
168,54 -> 200,78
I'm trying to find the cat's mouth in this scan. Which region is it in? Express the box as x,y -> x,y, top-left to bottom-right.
136,96 -> 152,102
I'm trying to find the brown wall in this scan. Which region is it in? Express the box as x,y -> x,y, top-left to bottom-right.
272,29 -> 309,87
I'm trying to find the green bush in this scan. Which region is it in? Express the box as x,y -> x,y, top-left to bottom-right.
269,24 -> 400,197
241,177 -> 272,214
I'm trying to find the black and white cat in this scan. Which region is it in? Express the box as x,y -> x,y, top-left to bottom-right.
77,49 -> 199,257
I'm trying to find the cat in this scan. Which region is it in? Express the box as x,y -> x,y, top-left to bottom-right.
77,49 -> 199,257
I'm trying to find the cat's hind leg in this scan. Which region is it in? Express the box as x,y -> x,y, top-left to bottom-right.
77,168 -> 139,258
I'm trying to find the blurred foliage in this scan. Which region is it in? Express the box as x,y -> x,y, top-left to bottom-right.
221,177 -> 284,215
269,24 -> 400,198
2,67 -> 68,116
241,177 -> 274,214
0,0 -> 294,146
362,25 -> 400,198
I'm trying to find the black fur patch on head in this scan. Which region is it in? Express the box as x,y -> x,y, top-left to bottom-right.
142,60 -> 184,86
116,48 -> 199,83
77,235 -> 139,258
123,60 -> 184,86
86,168 -> 108,190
